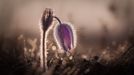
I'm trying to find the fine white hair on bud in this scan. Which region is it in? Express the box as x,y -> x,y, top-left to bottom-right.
41,8 -> 53,31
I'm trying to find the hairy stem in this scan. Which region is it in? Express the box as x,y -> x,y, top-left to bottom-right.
40,30 -> 48,71
42,31 -> 45,71
53,16 -> 62,25
43,31 -> 48,71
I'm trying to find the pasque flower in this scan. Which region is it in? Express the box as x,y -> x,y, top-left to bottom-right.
40,8 -> 53,71
39,8 -> 77,71
41,8 -> 53,31
54,23 -> 76,52
54,17 -> 77,52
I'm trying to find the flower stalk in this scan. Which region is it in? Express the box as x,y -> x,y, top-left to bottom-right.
40,8 -> 53,71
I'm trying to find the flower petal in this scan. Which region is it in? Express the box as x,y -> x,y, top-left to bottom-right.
54,23 -> 76,52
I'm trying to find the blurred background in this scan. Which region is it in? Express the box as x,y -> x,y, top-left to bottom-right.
0,0 -> 134,75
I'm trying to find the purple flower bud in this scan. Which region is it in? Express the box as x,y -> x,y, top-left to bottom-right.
54,23 -> 77,52
41,8 -> 53,31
